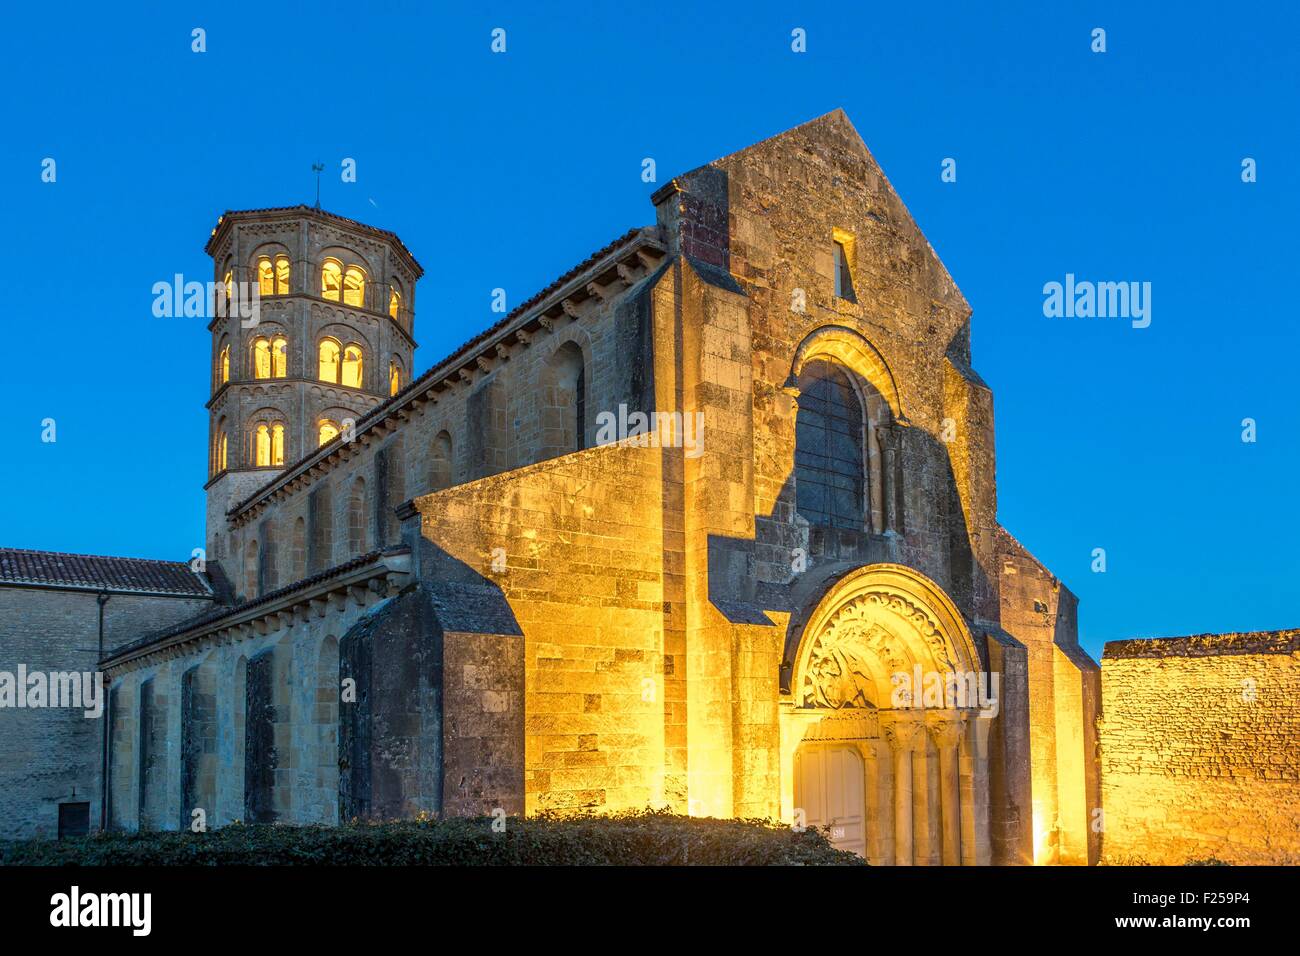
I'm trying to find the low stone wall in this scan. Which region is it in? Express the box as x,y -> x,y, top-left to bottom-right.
1099,630 -> 1300,864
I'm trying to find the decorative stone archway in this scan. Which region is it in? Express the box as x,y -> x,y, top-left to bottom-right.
780,564 -> 993,865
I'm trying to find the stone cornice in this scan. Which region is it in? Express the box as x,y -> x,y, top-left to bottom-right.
100,549 -> 411,675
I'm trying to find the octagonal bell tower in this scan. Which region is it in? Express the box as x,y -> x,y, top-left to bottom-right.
202,205 -> 423,565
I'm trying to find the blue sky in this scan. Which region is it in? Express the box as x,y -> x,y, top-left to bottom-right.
1,1 -> 1295,658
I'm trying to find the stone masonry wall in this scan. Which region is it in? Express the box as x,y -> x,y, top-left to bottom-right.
1100,630 -> 1300,864
0,586 -> 209,839
412,440 -> 669,817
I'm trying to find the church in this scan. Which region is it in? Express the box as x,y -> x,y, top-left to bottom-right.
3,111 -> 1293,865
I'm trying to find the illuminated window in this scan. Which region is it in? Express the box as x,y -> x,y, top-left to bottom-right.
257,258 -> 275,295
341,345 -> 363,388
321,260 -> 342,301
389,359 -> 401,396
218,345 -> 230,385
389,288 -> 401,319
252,336 -> 287,380
256,255 -> 290,295
318,338 -> 340,382
254,421 -> 286,467
253,338 -> 272,379
318,419 -> 340,446
271,335 -> 287,377
343,266 -> 365,307
213,430 -> 228,474
224,270 -> 233,310
319,337 -> 363,388
254,424 -> 270,466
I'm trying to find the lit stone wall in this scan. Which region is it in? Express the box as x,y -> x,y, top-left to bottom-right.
996,528 -> 1100,865
1100,631 -> 1300,864
411,441 -> 670,816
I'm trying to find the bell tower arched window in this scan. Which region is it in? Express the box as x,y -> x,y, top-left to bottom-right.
321,259 -> 366,307
253,421 -> 286,467
343,266 -> 365,307
252,335 -> 288,379
322,259 -> 342,301
318,338 -> 363,388
257,255 -> 291,295
794,359 -> 865,530
318,419 -> 340,446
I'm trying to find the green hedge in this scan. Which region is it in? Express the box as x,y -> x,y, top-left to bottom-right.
0,810 -> 865,866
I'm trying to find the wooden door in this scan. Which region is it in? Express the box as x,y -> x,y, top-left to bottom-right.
794,741 -> 866,856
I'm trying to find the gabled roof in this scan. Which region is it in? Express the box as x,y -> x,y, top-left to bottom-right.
0,548 -> 212,598
205,204 -> 423,276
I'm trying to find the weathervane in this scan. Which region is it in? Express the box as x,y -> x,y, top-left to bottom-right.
312,162 -> 324,209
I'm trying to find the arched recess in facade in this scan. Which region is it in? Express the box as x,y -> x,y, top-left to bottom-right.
785,325 -> 908,534
780,563 -> 994,866
786,324 -> 906,423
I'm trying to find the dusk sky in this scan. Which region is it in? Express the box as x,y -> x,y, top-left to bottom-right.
2,1 -> 1295,659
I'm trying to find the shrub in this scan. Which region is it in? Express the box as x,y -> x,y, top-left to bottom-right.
0,810 -> 865,866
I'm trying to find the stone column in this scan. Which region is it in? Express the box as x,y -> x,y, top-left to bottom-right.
927,712 -> 965,866
876,424 -> 897,534
911,723 -> 937,865
958,710 -> 977,866
967,713 -> 993,866
883,716 -> 922,866
862,739 -> 893,866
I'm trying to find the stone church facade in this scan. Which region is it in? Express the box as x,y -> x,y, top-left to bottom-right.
3,111 -> 1295,863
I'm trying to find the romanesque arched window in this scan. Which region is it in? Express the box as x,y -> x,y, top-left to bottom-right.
794,359 -> 865,530
389,358 -> 402,397
388,287 -> 401,320
321,259 -> 343,301
540,341 -> 587,459
318,419 -> 340,446
218,342 -> 230,387
257,255 -> 291,296
341,344 -> 363,388
243,538 -> 259,600
343,265 -> 365,307
212,423 -> 228,476
252,335 -> 287,379
321,259 -> 365,307
318,338 -> 363,388
431,430 -> 452,491
253,420 -> 286,467
348,477 -> 368,554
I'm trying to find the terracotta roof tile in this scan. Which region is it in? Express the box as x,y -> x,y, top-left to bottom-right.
0,548 -> 212,597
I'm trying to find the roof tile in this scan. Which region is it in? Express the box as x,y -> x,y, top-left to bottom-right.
0,548 -> 212,597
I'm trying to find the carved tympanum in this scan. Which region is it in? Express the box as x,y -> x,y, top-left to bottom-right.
800,590 -> 957,709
